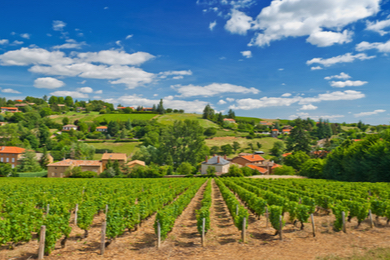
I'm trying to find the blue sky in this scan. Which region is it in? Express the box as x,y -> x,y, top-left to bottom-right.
1,0 -> 390,124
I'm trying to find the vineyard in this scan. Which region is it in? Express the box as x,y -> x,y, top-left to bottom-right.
1,178 -> 390,259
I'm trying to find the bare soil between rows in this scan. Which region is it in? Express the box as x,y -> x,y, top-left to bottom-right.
1,179 -> 390,260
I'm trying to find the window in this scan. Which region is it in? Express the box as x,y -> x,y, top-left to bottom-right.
12,158 -> 14,162
6,158 -> 9,162
11,164 -> 14,169
0,157 -> 2,162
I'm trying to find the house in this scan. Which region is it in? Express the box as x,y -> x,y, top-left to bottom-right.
96,126 -> 108,132
247,164 -> 268,175
101,153 -> 127,169
260,121 -> 273,126
223,118 -> 236,124
271,129 -> 279,137
14,103 -> 29,107
0,146 -> 25,168
47,159 -> 103,178
231,154 -> 265,167
15,99 -> 23,103
117,106 -> 126,110
282,152 -> 292,158
1,107 -> 19,113
127,160 -> 146,168
0,122 -> 6,126
282,129 -> 291,134
201,155 -> 230,175
143,107 -> 153,112
57,104 -> 66,108
62,124 -> 78,131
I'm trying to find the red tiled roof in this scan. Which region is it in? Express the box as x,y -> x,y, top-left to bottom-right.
48,159 -> 101,167
282,153 -> 292,157
240,154 -> 265,162
96,126 -> 108,129
117,107 -> 126,109
223,118 -> 236,121
272,163 -> 282,169
282,129 -> 291,132
15,99 -> 23,102
1,107 -> 18,110
353,139 -> 361,142
247,164 -> 267,174
272,129 -> 279,131
0,146 -> 25,154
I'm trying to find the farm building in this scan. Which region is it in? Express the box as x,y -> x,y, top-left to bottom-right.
201,155 -> 230,175
47,159 -> 103,178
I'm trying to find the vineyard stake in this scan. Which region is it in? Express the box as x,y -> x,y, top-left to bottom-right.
74,204 -> 78,225
105,204 -> 108,217
157,220 -> 161,249
279,215 -> 283,241
201,218 -> 205,247
369,210 -> 374,228
46,204 -> 50,215
236,204 -> 238,216
310,214 -> 316,237
100,221 -> 106,255
38,225 -> 46,260
342,211 -> 346,233
242,217 -> 247,243
265,207 -> 269,228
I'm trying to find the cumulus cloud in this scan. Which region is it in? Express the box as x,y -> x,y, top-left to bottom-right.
248,0 -> 380,47
77,50 -> 155,65
324,72 -> 351,80
11,40 -> 24,45
53,20 -> 66,31
0,47 -> 73,66
289,113 -> 344,120
366,19 -> 390,35
300,104 -> 318,110
241,50 -> 252,58
125,34 -> 133,39
356,40 -> 390,52
281,93 -> 291,97
77,87 -> 93,93
159,70 -> 192,78
218,99 -> 227,104
354,109 -> 385,117
53,39 -> 87,49
104,95 -> 208,113
307,53 -> 376,67
95,90 -> 103,94
225,9 -> 253,35
20,33 -> 31,39
330,80 -> 367,88
34,77 -> 65,89
172,83 -> 260,97
226,98 -> 235,102
209,21 -> 217,31
50,90 -> 88,98
311,66 -> 323,70
1,88 -> 21,94
0,39 -> 8,45
230,90 -> 365,110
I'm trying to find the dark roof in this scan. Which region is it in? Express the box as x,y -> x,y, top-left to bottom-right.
203,156 -> 230,165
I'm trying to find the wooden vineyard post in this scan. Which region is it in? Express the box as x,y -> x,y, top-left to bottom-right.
265,207 -> 269,228
279,215 -> 283,241
310,214 -> 316,237
100,221 -> 106,255
201,218 -> 206,247
369,210 -> 374,228
242,217 -> 247,243
236,204 -> 238,216
342,211 -> 346,233
157,220 -> 161,249
38,225 -> 46,260
46,204 -> 50,215
74,204 -> 78,225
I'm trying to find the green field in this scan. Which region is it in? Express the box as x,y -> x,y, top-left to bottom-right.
50,112 -> 157,124
157,113 -> 220,128
50,112 -> 100,124
90,141 -> 141,160
235,116 -> 262,123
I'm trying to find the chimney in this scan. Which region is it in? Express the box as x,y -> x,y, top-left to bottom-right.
213,154 -> 216,157
217,156 -> 220,164
252,154 -> 255,158
205,155 -> 208,163
224,154 -> 227,160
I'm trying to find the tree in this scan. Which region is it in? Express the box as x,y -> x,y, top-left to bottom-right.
176,162 -> 194,175
204,127 -> 217,137
40,147 -> 51,169
300,159 -> 324,179
273,165 -> 295,175
120,127 -> 127,139
286,118 -> 311,153
0,162 -> 15,177
232,141 -> 240,152
227,109 -> 236,119
48,96 -> 58,105
210,146 -> 219,155
18,150 -> 42,172
123,107 -> 132,114
220,144 -> 233,156
270,141 -> 285,157
206,166 -> 216,175
43,95 -> 48,102
107,121 -> 120,136
157,99 -> 165,114
256,142 -> 262,149
70,142 -> 95,160
64,96 -> 74,106
202,104 -> 214,120
62,117 -> 70,126
125,119 -> 132,130
283,151 -> 310,172
143,131 -> 159,147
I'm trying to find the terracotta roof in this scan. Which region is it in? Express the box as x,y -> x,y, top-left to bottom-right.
272,129 -> 279,131
15,99 -> 23,102
96,126 -> 108,129
48,159 -> 101,167
240,154 -> 265,162
101,153 -> 127,160
272,163 -> 282,169
1,107 -> 18,110
247,164 -> 268,174
282,129 -> 291,132
223,118 -> 236,121
117,106 -> 126,109
57,104 -> 66,107
63,124 -> 77,127
127,160 -> 146,167
353,139 -> 361,142
0,146 -> 25,154
282,153 -> 292,157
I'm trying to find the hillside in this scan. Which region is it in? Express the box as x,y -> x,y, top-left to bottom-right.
50,112 -> 157,124
156,113 -> 220,128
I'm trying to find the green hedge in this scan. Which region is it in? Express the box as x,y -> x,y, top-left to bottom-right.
16,171 -> 48,177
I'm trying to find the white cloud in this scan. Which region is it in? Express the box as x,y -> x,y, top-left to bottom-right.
115,40 -> 121,47
249,0 -> 380,47
50,91 -> 88,98
1,88 -> 21,94
104,95 -> 208,113
53,20 -> 66,31
172,76 -> 183,80
95,90 -> 103,94
311,66 -> 323,70
354,109 -> 385,117
125,34 -> 133,39
11,40 -> 24,45
77,87 -> 93,93
53,39 -> 87,49
0,47 -> 73,66
78,80 -> 86,84
230,90 -> 365,110
159,70 -> 192,77
77,50 -> 155,65
366,19 -> 390,35
172,83 -> 260,97
225,9 -> 253,35
93,96 -> 101,99
104,7 -> 108,9
218,99 -> 227,104
241,50 -> 252,58
226,98 -> 235,102
330,80 -> 367,88
307,53 -> 376,67
300,104 -> 318,110
0,39 -> 8,45
209,21 -> 217,31
324,72 -> 351,80
153,94 -> 158,97
356,40 -> 390,53
278,68 -> 284,71
20,33 -> 30,39
281,93 -> 291,97
34,77 -> 65,89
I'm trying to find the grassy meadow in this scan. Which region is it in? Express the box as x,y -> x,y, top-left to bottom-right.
90,141 -> 141,160
156,113 -> 220,128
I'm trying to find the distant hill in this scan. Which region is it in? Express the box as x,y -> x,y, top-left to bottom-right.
156,113 -> 220,128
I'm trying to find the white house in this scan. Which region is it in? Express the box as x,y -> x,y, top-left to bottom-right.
201,155 -> 230,174
62,124 -> 78,131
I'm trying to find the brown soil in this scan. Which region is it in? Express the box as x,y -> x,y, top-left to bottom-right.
1,180 -> 390,260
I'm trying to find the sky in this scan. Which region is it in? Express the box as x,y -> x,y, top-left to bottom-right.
0,0 -> 390,124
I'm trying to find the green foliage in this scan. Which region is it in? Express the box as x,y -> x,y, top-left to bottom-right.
283,151 -> 310,171
269,205 -> 284,231
273,165 -> 295,175
300,158 -> 324,178
196,180 -> 212,234
286,118 -> 312,153
0,162 -> 16,177
18,150 -> 42,173
204,127 -> 217,137
176,162 -> 194,175
332,203 -> 348,231
70,171 -> 97,178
